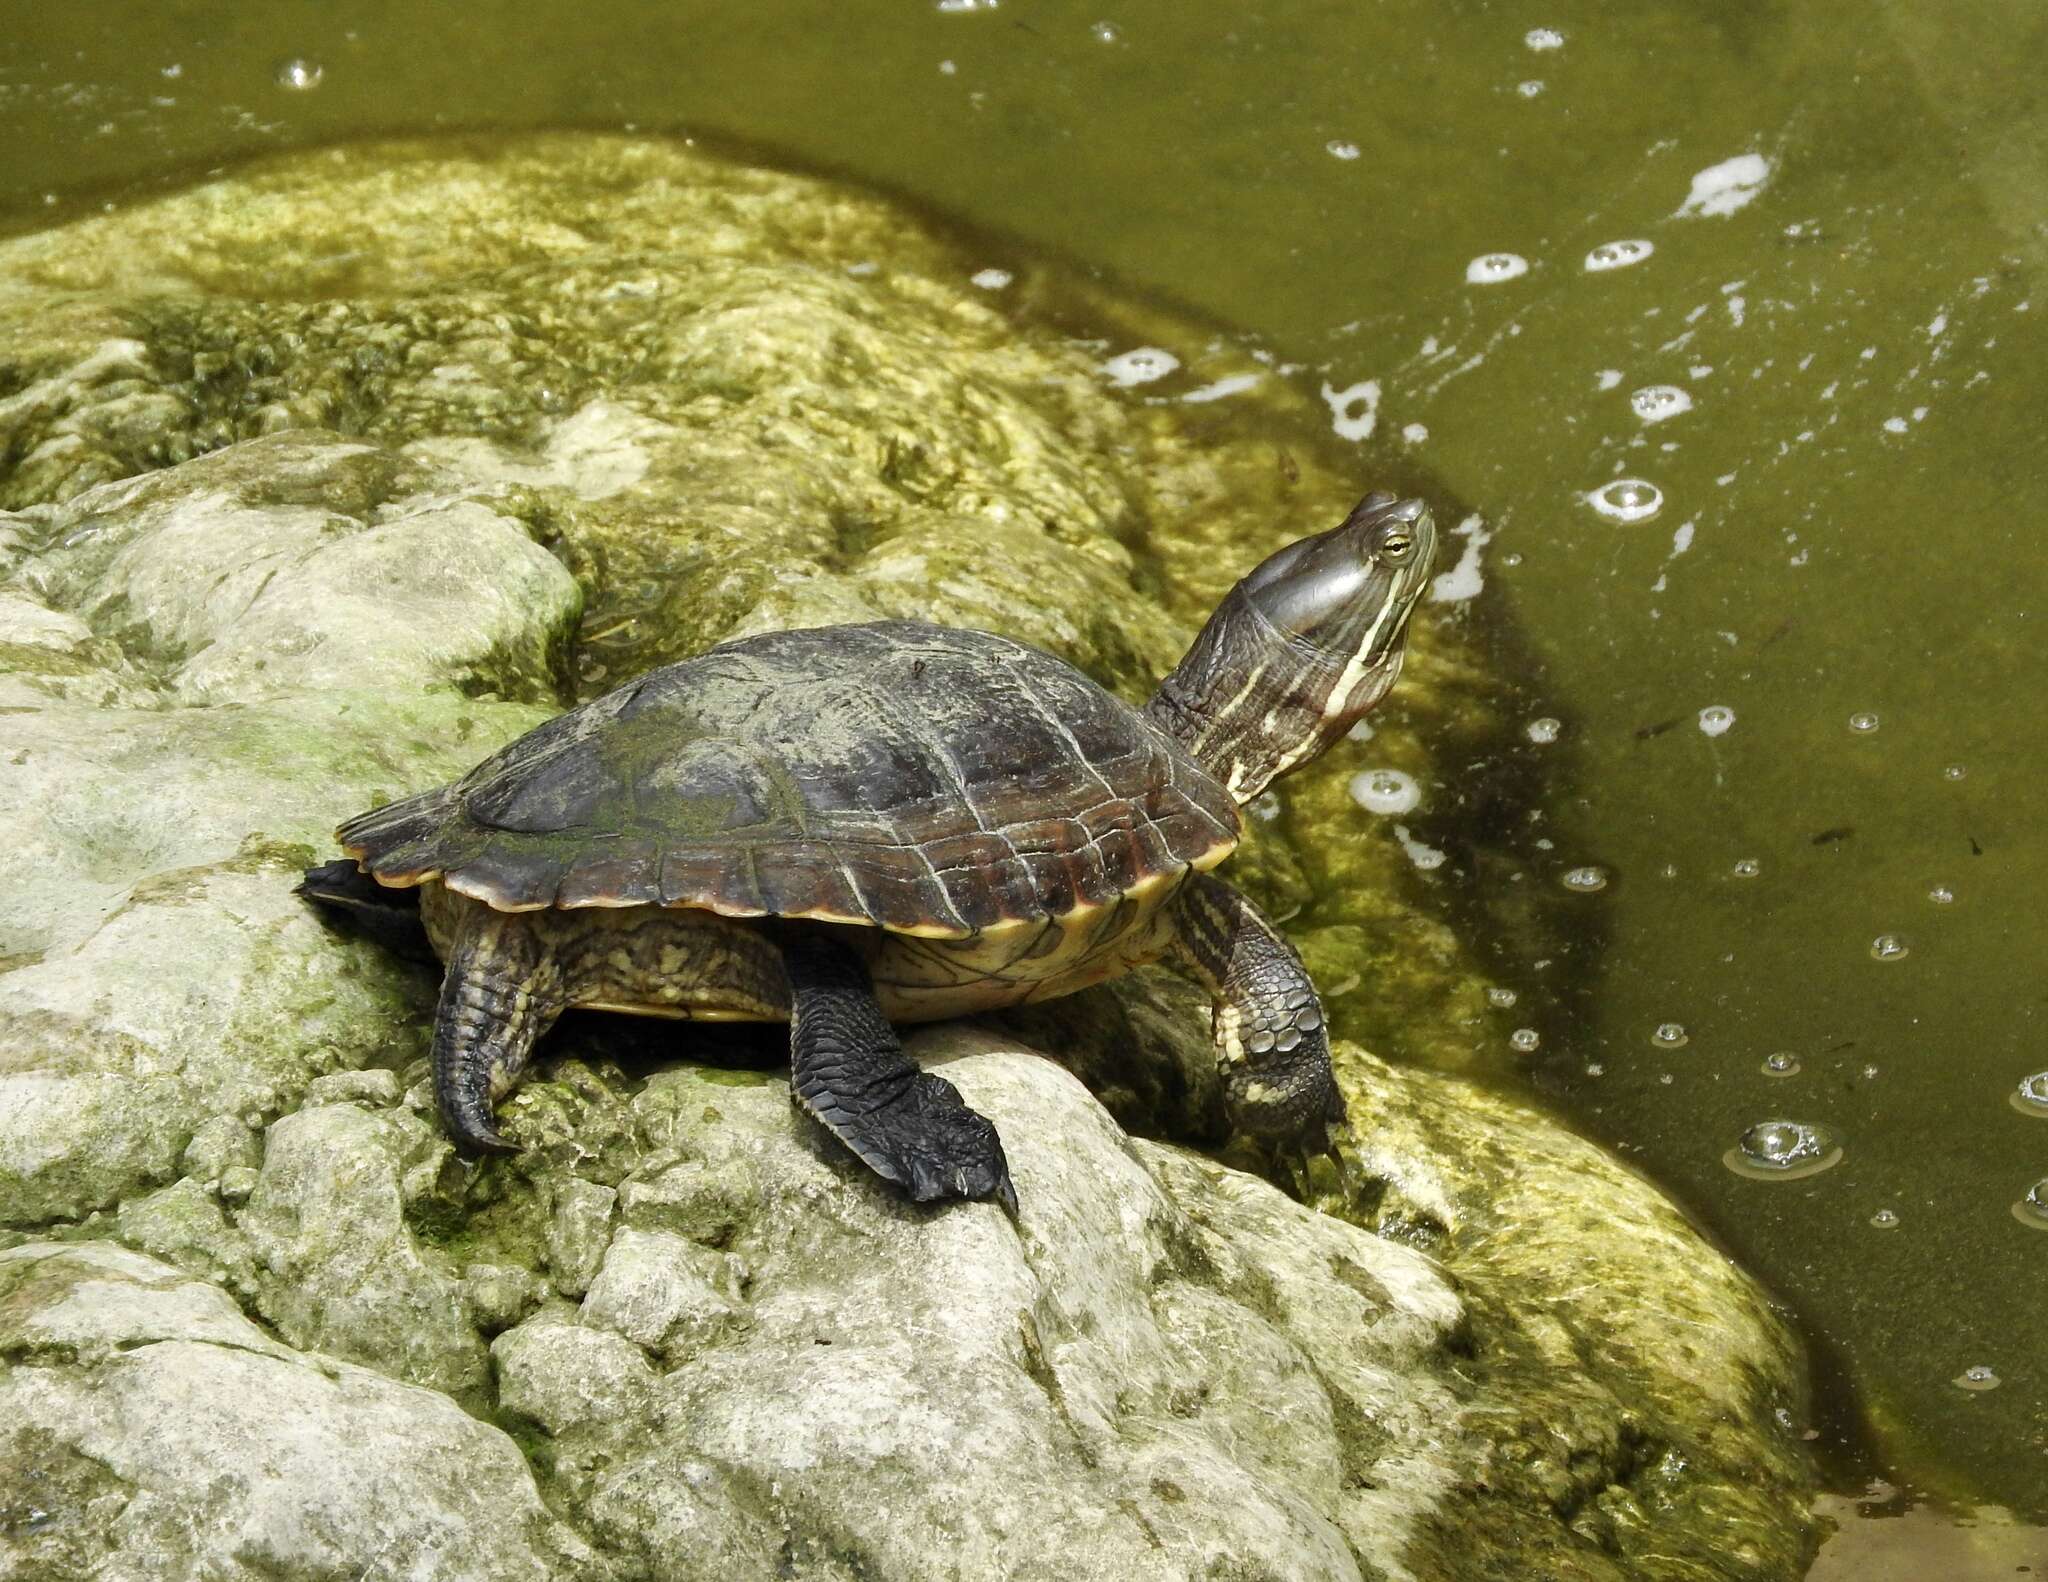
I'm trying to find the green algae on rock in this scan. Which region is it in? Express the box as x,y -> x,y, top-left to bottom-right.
0,133 -> 1816,1580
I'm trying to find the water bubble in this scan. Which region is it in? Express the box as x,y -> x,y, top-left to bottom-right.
1761,1052 -> 1801,1077
1629,384 -> 1694,424
2009,1071 -> 2048,1116
1249,790 -> 1282,823
1586,478 -> 1664,523
1697,705 -> 1736,736
1848,711 -> 1881,734
1348,768 -> 1421,815
1862,1064 -> 1881,1081
1732,857 -> 1761,878
1954,1365 -> 2001,1392
1652,1021 -> 1689,1049
1526,716 -> 1562,744
1560,865 -> 1610,893
1524,27 -> 1565,50
1928,884 -> 1955,905
2012,1178 -> 2048,1230
1724,1119 -> 1843,1180
1869,1208 -> 1900,1229
1325,139 -> 1361,161
274,58 -> 324,91
970,267 -> 1012,290
1090,19 -> 1120,42
1487,986 -> 1519,1009
1585,239 -> 1655,272
1466,252 -> 1530,285
1516,80 -> 1545,97
1869,934 -> 1909,961
1100,346 -> 1180,387
1509,1027 -> 1541,1053
1943,763 -> 1967,781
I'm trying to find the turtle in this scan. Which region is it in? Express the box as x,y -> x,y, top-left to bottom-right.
300,490 -> 1436,1213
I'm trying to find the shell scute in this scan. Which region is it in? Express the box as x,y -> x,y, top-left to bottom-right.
338,621 -> 1240,933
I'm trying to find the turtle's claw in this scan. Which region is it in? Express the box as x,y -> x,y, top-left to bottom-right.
1272,1120 -> 1354,1209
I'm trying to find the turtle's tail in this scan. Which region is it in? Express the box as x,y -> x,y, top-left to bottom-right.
296,859 -> 436,964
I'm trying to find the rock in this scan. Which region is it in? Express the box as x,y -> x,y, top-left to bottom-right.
303,1067 -> 404,1109
0,1242 -> 587,1580
544,1176 -> 616,1299
463,1262 -> 551,1336
0,132 -> 1818,1580
238,1102 -> 488,1399
579,1227 -> 746,1363
493,1306 -> 660,1435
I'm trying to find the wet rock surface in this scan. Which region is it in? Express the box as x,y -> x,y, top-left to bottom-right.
0,135 -> 1816,1580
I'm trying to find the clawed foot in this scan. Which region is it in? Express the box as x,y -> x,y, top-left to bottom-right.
1274,1120 -> 1354,1207
799,1066 -> 1018,1218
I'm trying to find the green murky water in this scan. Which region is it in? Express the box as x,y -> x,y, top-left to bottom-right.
5,0 -> 2045,1565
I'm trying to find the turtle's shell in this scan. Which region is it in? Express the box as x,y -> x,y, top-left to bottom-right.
340,622 -> 1241,938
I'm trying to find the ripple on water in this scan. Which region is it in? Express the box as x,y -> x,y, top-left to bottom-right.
1587,478 -> 1663,522
1585,239 -> 1655,272
1732,857 -> 1761,878
1698,704 -> 1736,736
1466,252 -> 1529,285
1100,347 -> 1180,387
1954,1365 -> 2002,1392
2011,1178 -> 2048,1230
1652,1021 -> 1689,1048
1631,384 -> 1694,423
1762,1052 -> 1801,1077
274,58 -> 324,90
1848,710 -> 1881,734
1870,933 -> 1909,961
1869,1208 -> 1900,1229
1509,1027 -> 1540,1053
2009,1071 -> 2048,1117
1347,768 -> 1420,814
1723,1119 -> 1843,1180
1560,864 -> 1609,893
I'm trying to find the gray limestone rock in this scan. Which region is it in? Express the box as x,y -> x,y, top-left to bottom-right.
0,133 -> 1818,1581
0,1242 -> 588,1581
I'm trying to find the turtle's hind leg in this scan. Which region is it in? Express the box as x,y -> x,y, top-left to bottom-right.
432,903 -> 566,1155
783,934 -> 1016,1216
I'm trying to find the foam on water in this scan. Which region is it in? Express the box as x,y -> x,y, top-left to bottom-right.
1674,153 -> 1773,219
1320,378 -> 1380,440
1428,512 -> 1491,603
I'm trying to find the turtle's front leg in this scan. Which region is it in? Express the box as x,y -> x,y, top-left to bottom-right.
432,906 -> 567,1155
782,933 -> 1017,1215
1167,872 -> 1346,1155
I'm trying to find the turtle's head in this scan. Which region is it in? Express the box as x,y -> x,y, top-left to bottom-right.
1148,492 -> 1435,804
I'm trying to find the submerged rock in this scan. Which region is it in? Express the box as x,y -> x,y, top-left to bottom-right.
0,134 -> 1816,1579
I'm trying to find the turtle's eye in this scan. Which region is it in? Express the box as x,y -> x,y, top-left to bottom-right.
1379,531 -> 1415,563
